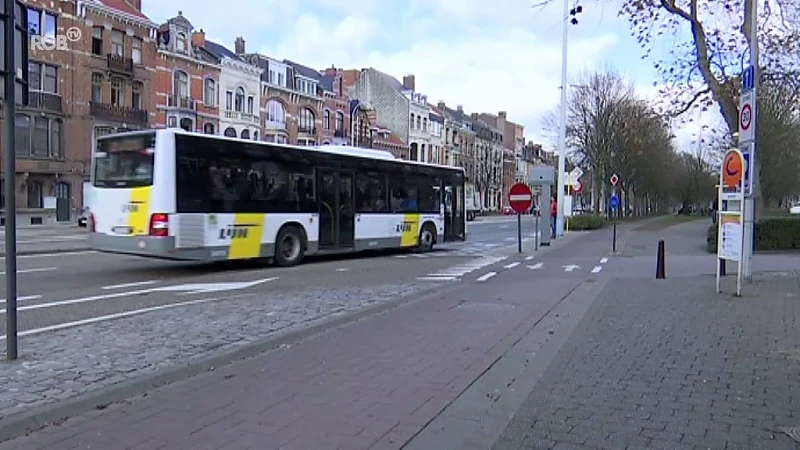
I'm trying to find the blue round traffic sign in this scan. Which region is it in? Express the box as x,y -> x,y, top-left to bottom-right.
609,195 -> 619,210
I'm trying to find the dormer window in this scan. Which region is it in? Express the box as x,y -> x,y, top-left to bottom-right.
176,32 -> 187,52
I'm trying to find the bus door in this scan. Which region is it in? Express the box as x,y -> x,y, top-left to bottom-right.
317,169 -> 355,250
443,178 -> 465,242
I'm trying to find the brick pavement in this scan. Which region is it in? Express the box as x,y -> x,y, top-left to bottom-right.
493,272 -> 800,449
0,274 -> 579,449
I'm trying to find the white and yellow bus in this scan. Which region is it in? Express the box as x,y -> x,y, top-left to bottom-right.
88,129 -> 467,266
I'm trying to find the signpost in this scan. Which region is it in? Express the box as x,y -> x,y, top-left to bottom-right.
716,149 -> 746,296
609,194 -> 619,253
738,56 -> 758,282
509,183 -> 533,253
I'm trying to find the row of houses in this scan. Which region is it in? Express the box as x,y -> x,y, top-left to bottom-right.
0,1 -> 553,225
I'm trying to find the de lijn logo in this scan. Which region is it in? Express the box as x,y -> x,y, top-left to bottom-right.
30,27 -> 82,51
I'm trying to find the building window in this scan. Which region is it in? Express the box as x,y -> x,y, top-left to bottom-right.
253,131 -> 258,140
51,119 -> 61,157
132,38 -> 142,64
33,116 -> 49,157
266,100 -> 285,126
335,111 -> 344,132
179,118 -> 193,132
14,115 -> 30,156
131,82 -> 142,109
27,181 -> 43,209
28,62 -> 58,93
323,110 -> 330,130
168,116 -> 177,127
92,27 -> 103,55
91,73 -> 103,103
410,114 -> 415,130
225,91 -> 232,110
203,123 -> 215,134
14,114 -> 61,158
223,127 -> 236,137
111,30 -> 124,56
247,96 -> 254,114
176,33 -> 187,52
416,116 -> 421,129
298,108 -> 314,133
111,77 -> 124,106
173,71 -> 189,98
26,7 -> 56,37
234,87 -> 245,112
423,118 -> 427,132
241,129 -> 250,139
204,78 -> 216,106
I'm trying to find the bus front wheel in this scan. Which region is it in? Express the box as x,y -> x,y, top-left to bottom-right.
274,226 -> 306,267
417,222 -> 436,252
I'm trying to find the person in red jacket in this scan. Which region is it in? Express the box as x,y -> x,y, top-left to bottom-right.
550,196 -> 557,238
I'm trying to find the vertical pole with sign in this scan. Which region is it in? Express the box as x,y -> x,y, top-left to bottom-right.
716,149 -> 746,296
740,0 -> 758,282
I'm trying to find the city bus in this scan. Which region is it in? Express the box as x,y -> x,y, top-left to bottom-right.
88,129 -> 467,266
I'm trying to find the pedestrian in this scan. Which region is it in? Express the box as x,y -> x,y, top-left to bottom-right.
550,196 -> 557,238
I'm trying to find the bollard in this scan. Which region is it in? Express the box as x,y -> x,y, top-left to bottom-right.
656,239 -> 666,279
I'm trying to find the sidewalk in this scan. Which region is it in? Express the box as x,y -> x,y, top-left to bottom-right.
0,256 -> 582,449
488,272 -> 800,449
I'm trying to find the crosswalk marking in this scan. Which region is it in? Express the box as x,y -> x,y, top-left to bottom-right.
528,262 -> 543,270
591,266 -> 603,273
417,256 -> 506,282
504,262 -> 520,269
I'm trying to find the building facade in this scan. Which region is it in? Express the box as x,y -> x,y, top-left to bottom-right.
346,68 -> 410,156
320,67 -> 350,145
0,0 -> 156,225
428,109 -> 444,165
205,37 -> 261,140
439,102 -> 477,198
154,13 -> 221,134
471,116 -> 504,210
402,75 -> 432,162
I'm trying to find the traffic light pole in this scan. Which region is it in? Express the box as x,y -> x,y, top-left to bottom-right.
4,0 -> 19,360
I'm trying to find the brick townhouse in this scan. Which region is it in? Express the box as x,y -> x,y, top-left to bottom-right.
153,12 -> 221,134
320,66 -> 350,145
0,0 -> 156,225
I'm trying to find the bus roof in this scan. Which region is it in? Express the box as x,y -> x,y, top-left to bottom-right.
98,128 -> 465,173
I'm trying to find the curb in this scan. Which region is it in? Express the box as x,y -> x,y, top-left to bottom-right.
0,247 -> 92,258
0,277 -> 471,444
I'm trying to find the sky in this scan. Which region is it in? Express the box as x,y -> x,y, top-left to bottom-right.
141,0 -> 717,153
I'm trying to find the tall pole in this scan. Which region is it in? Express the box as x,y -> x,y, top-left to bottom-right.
742,0 -> 758,280
4,0 -> 19,360
555,0 -> 569,238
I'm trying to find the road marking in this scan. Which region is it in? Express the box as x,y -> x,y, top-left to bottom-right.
0,295 -> 42,305
562,264 -> 580,272
528,263 -> 543,270
476,272 -> 497,282
525,255 -> 535,261
411,254 -> 428,258
393,255 -> 409,258
591,266 -> 603,273
424,256 -> 506,279
599,257 -> 608,264
335,268 -> 349,272
417,276 -> 458,281
504,237 -> 515,241
0,250 -> 96,260
0,297 -> 225,341
0,278 -> 278,314
499,225 -> 509,229
0,267 -> 57,275
504,262 -> 520,269
102,280 -> 159,290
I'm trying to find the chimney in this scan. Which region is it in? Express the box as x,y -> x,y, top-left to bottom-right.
126,0 -> 142,10
457,105 -> 463,113
234,36 -> 245,55
498,111 -> 507,119
402,74 -> 415,91
437,101 -> 446,110
191,29 -> 205,49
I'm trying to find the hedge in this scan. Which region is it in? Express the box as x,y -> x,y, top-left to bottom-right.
568,213 -> 608,230
706,217 -> 800,252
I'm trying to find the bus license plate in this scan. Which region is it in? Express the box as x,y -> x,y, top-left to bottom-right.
112,226 -> 133,235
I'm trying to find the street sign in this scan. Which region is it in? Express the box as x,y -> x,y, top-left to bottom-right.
609,194 -> 619,210
610,173 -> 619,186
722,150 -> 744,189
508,183 -> 533,213
740,142 -> 753,196
742,65 -> 755,92
569,167 -> 583,183
573,181 -> 582,193
738,90 -> 755,142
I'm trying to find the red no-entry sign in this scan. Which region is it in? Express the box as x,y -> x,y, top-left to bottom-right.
508,183 -> 533,213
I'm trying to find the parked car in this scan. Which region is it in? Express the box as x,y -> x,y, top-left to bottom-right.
77,207 -> 90,227
790,203 -> 800,215
502,206 -> 514,215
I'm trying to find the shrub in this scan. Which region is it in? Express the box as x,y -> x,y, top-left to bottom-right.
568,213 -> 607,230
706,217 -> 800,253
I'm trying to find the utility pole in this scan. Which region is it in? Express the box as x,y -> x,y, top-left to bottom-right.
741,0 -> 758,281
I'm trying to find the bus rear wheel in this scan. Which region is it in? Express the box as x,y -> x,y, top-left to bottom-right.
274,226 -> 305,267
417,223 -> 436,252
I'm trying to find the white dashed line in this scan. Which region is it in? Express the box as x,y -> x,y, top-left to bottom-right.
102,280 -> 158,290
417,276 -> 458,281
600,257 -> 608,264
504,262 -> 520,269
591,266 -> 603,273
525,255 -> 535,261
476,272 -> 497,282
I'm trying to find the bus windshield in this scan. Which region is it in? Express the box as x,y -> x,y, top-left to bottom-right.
93,132 -> 156,188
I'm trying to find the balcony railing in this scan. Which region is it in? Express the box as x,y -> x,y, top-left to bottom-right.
168,95 -> 197,111
90,102 -> 148,125
224,110 -> 259,124
26,91 -> 62,113
107,54 -> 134,73
298,126 -> 316,134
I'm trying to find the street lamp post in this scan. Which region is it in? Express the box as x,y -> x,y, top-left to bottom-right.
555,1 -> 582,238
